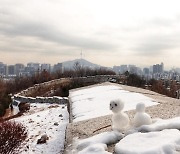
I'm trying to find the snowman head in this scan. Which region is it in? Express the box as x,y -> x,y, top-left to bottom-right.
136,102 -> 145,113
110,99 -> 124,113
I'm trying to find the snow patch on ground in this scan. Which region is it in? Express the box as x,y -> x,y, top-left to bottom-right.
78,143 -> 111,154
115,129 -> 180,154
137,117 -> 180,132
76,131 -> 123,154
14,103 -> 69,154
70,85 -> 158,122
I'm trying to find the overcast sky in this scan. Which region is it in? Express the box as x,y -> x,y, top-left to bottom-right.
1,0 -> 180,69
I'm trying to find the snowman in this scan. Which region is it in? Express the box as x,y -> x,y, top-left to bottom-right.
110,99 -> 129,132
133,102 -> 152,127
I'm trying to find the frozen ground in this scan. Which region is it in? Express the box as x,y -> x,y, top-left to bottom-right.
14,103 -> 69,154
70,85 -> 158,122
76,117 -> 180,154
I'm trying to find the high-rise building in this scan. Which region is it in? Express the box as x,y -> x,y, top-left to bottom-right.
27,63 -> 40,75
8,65 -> 15,75
153,64 -> 158,73
27,63 -> 40,71
41,64 -> 51,72
0,62 -> 5,76
143,68 -> 150,75
160,62 -> 164,73
153,63 -> 164,74
53,63 -> 63,73
15,63 -> 24,76
129,65 -> 138,74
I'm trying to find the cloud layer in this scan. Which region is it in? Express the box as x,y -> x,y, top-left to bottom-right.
1,0 -> 180,69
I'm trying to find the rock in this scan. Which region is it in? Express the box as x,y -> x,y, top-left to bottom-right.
54,122 -> 59,126
18,102 -> 30,112
37,134 -> 49,144
29,119 -> 34,123
59,114 -> 63,117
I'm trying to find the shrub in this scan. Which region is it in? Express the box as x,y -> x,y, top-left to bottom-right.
0,104 -> 6,117
0,121 -> 27,154
126,74 -> 146,87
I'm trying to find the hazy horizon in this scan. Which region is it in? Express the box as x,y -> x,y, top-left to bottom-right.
0,58 -> 172,71
1,0 -> 180,70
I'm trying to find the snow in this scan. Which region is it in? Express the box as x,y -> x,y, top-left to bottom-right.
12,105 -> 20,115
76,131 -> 123,151
115,129 -> 180,154
70,85 -> 158,122
76,131 -> 123,154
137,117 -> 180,132
133,103 -> 152,127
78,143 -> 111,154
75,116 -> 180,154
76,117 -> 180,154
14,103 -> 69,154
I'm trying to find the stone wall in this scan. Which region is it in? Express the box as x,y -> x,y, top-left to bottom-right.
13,95 -> 68,105
12,75 -> 119,105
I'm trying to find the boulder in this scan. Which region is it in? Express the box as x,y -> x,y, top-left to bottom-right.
18,102 -> 30,113
37,134 -> 49,144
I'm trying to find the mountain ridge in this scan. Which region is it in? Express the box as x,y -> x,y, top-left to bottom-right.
62,59 -> 101,69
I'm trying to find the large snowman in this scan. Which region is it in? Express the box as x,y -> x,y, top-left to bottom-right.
110,99 -> 129,132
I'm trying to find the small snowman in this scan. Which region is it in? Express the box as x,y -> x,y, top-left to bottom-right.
133,102 -> 152,127
110,99 -> 129,132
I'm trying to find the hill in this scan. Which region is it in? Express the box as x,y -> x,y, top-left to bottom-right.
62,59 -> 101,69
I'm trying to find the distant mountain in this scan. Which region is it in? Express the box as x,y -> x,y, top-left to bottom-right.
62,59 -> 101,70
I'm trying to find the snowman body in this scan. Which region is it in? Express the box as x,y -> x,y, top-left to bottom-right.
133,103 -> 152,127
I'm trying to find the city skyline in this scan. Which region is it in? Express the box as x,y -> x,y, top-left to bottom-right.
1,0 -> 180,69
0,59 -> 174,72
2,60 -> 180,83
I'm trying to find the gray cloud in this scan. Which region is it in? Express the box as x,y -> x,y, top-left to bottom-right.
1,0 -> 180,68
121,17 -> 176,33
132,34 -> 180,56
0,16 -> 117,51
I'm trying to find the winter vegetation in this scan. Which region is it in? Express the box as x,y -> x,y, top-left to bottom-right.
123,72 -> 179,98
0,80 -> 12,117
0,121 -> 27,154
